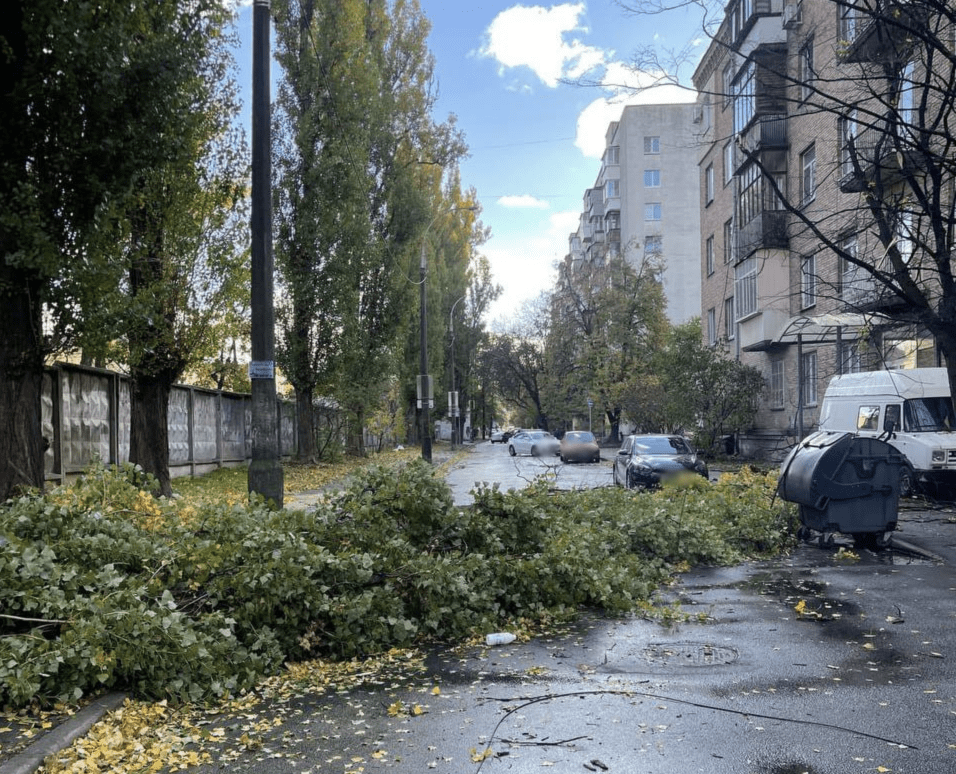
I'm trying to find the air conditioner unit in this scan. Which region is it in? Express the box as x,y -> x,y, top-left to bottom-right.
783,2 -> 802,28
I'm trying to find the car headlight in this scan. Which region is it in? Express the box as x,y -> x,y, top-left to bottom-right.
932,450 -> 945,462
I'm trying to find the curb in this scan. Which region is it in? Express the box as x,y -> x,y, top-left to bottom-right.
0,693 -> 127,774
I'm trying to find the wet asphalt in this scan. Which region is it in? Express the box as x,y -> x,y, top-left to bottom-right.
4,443 -> 955,774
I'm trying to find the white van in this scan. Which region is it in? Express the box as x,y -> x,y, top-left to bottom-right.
818,368 -> 956,495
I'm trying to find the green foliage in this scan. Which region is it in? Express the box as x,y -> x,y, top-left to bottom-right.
653,320 -> 766,452
0,462 -> 793,709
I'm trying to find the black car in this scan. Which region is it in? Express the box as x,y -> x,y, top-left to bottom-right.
612,434 -> 709,490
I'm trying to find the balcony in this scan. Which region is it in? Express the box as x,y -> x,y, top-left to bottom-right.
838,123 -> 926,193
734,114 -> 787,173
839,1 -> 927,63
736,210 -> 788,258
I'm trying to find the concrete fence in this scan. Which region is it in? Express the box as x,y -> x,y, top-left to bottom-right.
41,362 -> 297,483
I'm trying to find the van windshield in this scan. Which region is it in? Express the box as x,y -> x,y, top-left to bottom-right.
904,397 -> 956,431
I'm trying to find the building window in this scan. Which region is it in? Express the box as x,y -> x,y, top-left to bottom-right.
705,164 -> 715,204
839,110 -> 858,178
799,37 -> 815,102
737,162 -> 762,227
605,179 -> 619,199
723,60 -> 735,109
605,145 -> 620,165
644,136 -> 660,154
841,341 -> 863,374
707,308 -> 717,346
644,235 -> 662,256
732,59 -> 755,135
724,296 -> 735,340
732,0 -> 755,41
800,144 -> 816,205
644,202 -> 662,221
801,254 -> 816,309
606,211 -> 620,230
723,219 -> 734,263
840,0 -> 864,44
770,359 -> 785,409
735,255 -> 757,318
894,208 -> 914,263
839,233 -> 858,297
723,142 -> 734,184
898,60 -> 916,134
644,169 -> 661,187
801,351 -> 818,406
706,235 -> 715,276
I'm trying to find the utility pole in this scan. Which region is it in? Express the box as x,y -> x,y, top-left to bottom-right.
248,0 -> 284,507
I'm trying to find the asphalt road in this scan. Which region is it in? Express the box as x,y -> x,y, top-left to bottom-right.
444,438 -> 615,505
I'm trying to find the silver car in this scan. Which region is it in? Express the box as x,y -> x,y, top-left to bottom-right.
508,429 -> 560,457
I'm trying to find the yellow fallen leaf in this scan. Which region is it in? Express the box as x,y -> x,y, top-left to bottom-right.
386,701 -> 404,717
876,767 -> 891,773
862,642 -> 876,650
412,704 -> 424,716
431,686 -> 441,695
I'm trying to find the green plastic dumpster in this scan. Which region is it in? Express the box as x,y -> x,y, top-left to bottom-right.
778,430 -> 905,548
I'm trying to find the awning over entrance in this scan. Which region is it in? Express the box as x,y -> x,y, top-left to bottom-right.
743,311 -> 896,351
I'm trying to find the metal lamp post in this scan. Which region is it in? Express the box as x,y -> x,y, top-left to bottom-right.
449,294 -> 466,448
418,205 -> 476,462
418,239 -> 434,462
248,0 -> 283,507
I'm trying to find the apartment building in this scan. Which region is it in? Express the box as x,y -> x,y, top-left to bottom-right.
695,0 -> 950,457
566,103 -> 701,324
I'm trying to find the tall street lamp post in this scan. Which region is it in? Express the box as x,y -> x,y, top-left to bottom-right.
248,0 -> 283,507
418,237 -> 433,462
419,205 -> 476,462
449,294 -> 466,447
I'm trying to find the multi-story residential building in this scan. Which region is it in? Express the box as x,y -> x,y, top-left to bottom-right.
695,0 -> 950,458
566,103 -> 701,324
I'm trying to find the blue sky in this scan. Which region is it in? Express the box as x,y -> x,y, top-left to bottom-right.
234,1 -> 705,323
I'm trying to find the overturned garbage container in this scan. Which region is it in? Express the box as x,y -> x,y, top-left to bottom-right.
778,430 -> 905,548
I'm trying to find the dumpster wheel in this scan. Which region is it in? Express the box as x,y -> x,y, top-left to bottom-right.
799,526 -> 836,548
851,531 -> 891,550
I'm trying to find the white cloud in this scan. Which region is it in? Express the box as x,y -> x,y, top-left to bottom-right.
485,209 -> 580,322
498,195 -> 551,209
480,3 -> 605,88
574,62 -> 696,158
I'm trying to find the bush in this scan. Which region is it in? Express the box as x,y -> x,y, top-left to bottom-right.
0,460 -> 794,709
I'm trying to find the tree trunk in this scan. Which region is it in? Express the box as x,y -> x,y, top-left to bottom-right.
0,268 -> 46,500
296,389 -> 315,461
350,405 -> 366,456
129,372 -> 175,498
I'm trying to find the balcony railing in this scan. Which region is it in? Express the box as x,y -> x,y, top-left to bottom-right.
735,114 -> 787,173
839,1 -> 928,63
736,210 -> 788,259
838,122 -> 925,192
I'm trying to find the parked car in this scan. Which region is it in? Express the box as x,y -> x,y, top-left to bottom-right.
559,430 -> 601,463
612,434 -> 709,490
508,429 -> 560,457
490,428 -> 515,444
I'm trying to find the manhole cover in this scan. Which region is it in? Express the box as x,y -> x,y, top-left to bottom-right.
642,642 -> 738,666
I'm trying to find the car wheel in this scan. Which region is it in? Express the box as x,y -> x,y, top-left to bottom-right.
592,455 -> 600,463
612,466 -> 619,486
508,445 -> 516,457
531,445 -> 540,457
560,454 -> 567,463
